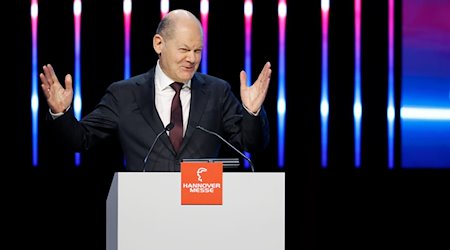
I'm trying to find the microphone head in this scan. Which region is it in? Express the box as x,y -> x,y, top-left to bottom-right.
166,122 -> 174,131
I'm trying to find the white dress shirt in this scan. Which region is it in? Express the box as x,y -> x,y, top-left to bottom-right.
154,60 -> 191,136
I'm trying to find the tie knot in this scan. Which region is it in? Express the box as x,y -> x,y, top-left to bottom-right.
170,82 -> 183,93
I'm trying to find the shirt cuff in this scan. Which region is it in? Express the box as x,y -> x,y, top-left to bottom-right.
49,106 -> 70,119
243,104 -> 261,116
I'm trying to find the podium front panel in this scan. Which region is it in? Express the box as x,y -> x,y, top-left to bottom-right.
107,172 -> 285,250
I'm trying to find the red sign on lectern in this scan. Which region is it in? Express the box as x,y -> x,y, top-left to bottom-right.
181,162 -> 223,205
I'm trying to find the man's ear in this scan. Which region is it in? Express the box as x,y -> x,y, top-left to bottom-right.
153,34 -> 163,54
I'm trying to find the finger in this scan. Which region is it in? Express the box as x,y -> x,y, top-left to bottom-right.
260,62 -> 271,89
40,77 -> 50,98
262,61 -> 272,82
39,72 -> 49,88
43,64 -> 54,86
47,64 -> 59,85
240,70 -> 247,90
256,65 -> 266,84
65,74 -> 73,91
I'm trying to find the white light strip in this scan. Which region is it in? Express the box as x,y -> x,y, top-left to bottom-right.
401,107 -> 450,120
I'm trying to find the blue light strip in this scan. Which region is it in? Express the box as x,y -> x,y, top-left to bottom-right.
124,0 -> 132,79
123,0 -> 132,167
31,1 -> 39,167
200,0 -> 209,74
74,0 -> 82,166
321,0 -> 330,168
243,0 -> 253,169
387,0 -> 395,169
277,0 -> 286,168
354,0 -> 362,168
401,107 -> 450,120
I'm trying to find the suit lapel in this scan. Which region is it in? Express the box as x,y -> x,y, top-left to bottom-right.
135,69 -> 176,155
179,74 -> 208,153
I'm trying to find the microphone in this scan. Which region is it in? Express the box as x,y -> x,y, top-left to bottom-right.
142,123 -> 174,172
196,125 -> 255,172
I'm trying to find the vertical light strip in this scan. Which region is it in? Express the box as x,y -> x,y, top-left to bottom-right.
243,0 -> 253,169
31,1 -> 39,167
123,0 -> 132,167
123,0 -> 132,79
244,1 -> 252,80
387,0 -> 395,169
277,0 -> 286,168
160,0 -> 169,19
200,0 -> 209,73
74,0 -> 82,166
321,0 -> 330,168
401,108 -> 450,120
354,0 -> 362,168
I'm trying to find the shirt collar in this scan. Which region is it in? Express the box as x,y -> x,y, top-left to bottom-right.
155,60 -> 192,91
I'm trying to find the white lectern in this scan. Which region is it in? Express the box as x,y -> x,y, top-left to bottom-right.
107,172 -> 285,250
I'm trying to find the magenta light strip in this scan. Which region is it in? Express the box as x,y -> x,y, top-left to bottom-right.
387,0 -> 395,169
354,0 -> 362,168
161,0 -> 169,19
122,0 -> 132,167
277,0 -> 286,168
73,0 -> 82,166
321,0 -> 330,168
243,0 -> 253,169
123,0 -> 132,79
200,0 -> 209,73
244,0 -> 252,80
31,0 -> 39,167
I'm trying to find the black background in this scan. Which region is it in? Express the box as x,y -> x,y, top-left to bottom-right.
9,0 -> 450,249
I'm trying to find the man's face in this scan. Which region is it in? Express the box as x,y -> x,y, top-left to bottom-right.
157,22 -> 203,83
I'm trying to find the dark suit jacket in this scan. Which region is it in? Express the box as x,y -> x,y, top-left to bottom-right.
50,67 -> 269,171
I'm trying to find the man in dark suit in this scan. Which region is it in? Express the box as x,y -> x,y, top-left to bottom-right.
39,9 -> 271,171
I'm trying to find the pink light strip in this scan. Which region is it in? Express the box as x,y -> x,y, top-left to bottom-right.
200,0 -> 209,73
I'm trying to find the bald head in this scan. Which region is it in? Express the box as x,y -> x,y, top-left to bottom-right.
153,9 -> 204,83
156,9 -> 203,40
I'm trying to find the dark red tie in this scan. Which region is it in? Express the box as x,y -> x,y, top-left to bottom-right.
169,82 -> 183,153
